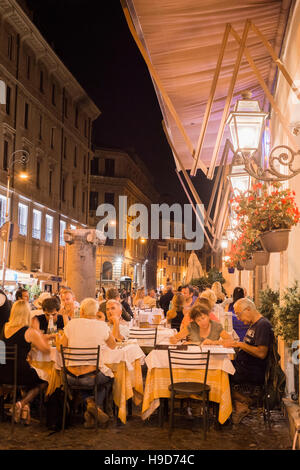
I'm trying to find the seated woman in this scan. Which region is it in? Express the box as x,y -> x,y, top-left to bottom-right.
32,296 -> 68,333
0,300 -> 51,424
170,304 -> 232,345
59,298 -> 116,428
166,293 -> 185,332
106,300 -> 130,341
226,287 -> 248,341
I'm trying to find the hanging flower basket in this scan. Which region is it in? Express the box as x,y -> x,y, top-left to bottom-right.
252,250 -> 270,266
259,229 -> 291,253
243,258 -> 256,270
228,267 -> 235,274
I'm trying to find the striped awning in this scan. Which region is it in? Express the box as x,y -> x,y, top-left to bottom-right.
124,0 -> 292,177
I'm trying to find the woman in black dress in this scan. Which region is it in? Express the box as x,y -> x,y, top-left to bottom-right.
0,300 -> 51,424
166,293 -> 185,331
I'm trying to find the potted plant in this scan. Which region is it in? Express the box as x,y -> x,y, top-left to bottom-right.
232,182 -> 300,253
273,282 -> 300,346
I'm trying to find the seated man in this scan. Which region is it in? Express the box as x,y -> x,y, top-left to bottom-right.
224,298 -> 274,423
32,296 -> 69,333
143,289 -> 157,309
59,297 -> 116,428
99,288 -> 132,322
106,299 -> 130,342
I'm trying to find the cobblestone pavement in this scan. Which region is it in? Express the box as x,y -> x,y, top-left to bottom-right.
0,405 -> 292,450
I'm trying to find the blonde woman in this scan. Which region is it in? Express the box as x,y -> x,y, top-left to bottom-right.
133,287 -> 145,308
166,293 -> 185,331
0,300 -> 51,424
211,281 -> 225,304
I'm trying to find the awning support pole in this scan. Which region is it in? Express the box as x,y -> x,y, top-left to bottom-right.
191,23 -> 231,176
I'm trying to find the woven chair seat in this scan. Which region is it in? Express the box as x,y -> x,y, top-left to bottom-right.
168,382 -> 210,394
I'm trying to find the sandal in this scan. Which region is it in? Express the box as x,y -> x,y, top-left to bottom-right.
21,404 -> 31,425
14,401 -> 22,423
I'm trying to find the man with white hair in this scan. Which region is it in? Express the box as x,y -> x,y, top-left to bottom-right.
224,297 -> 274,423
106,300 -> 130,342
59,297 -> 116,428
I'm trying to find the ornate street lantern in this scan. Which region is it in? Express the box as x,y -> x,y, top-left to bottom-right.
227,90 -> 300,181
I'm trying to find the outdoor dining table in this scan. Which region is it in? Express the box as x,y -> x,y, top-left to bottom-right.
29,341 -> 146,424
141,345 -> 236,425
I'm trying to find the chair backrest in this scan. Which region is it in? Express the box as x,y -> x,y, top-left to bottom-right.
128,328 -> 158,347
60,346 -> 100,376
1,344 -> 18,385
168,348 -> 210,388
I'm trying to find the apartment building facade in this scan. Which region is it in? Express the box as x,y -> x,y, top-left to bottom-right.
89,147 -> 159,291
0,0 -> 100,291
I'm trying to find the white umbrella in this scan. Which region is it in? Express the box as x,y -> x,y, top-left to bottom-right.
185,252 -> 203,283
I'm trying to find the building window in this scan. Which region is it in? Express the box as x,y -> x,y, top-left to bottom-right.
89,191 -> 98,211
7,34 -> 13,60
90,157 -> 99,175
49,170 -> 52,195
64,97 -> 68,118
6,86 -> 11,115
18,203 -> 28,236
83,154 -> 86,174
39,71 -> 44,93
3,140 -> 8,171
179,257 -> 181,266
163,252 -> 167,260
36,161 -> 40,189
173,256 -> 176,265
168,257 -> 171,265
32,209 -> 42,239
72,185 -> 76,208
163,268 -> 166,277
51,84 -> 56,106
50,127 -> 55,149
26,55 -> 31,80
74,146 -> 77,167
105,158 -> 115,177
45,214 -> 53,243
64,137 -> 67,159
60,220 -> 66,246
24,103 -> 29,129
104,192 -> 115,205
172,272 -> 176,281
82,191 -> 85,213
0,195 -> 7,227
39,115 -> 42,140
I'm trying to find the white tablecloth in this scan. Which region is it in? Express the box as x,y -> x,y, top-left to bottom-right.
30,343 -> 145,377
145,346 -> 236,375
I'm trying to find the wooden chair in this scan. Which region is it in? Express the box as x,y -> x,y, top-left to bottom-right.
60,346 -> 101,431
0,345 -> 18,434
167,348 -> 211,439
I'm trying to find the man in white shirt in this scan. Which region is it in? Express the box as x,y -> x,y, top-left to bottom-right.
59,297 -> 116,428
106,299 -> 130,342
143,289 -> 157,309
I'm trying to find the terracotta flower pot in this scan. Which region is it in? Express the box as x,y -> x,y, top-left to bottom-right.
228,267 -> 235,274
259,229 -> 291,253
252,250 -> 270,266
244,258 -> 256,270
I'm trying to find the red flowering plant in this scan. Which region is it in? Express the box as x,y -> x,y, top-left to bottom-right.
224,226 -> 262,268
231,182 -> 300,233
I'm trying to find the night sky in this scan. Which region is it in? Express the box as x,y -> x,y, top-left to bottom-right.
25,0 -> 214,207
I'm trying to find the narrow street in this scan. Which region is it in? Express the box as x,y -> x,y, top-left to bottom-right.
0,406 -> 291,451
